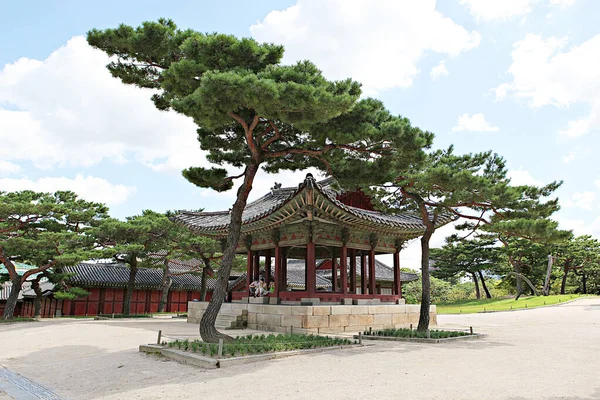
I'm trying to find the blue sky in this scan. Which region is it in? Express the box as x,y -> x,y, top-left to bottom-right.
1,0 -> 599,268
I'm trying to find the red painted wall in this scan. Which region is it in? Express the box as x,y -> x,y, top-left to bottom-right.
4,287 -> 212,317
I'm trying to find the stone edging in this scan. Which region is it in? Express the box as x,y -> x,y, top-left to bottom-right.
139,343 -> 358,368
354,333 -> 487,343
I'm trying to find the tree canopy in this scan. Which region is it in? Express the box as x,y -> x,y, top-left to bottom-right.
0,190 -> 108,319
88,19 -> 434,341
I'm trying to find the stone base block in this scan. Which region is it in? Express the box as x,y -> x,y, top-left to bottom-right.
269,297 -> 280,305
342,298 -> 354,305
330,305 -> 353,315
329,314 -> 349,327
348,314 -> 374,327
312,306 -> 332,316
396,298 -> 406,305
302,315 -> 329,328
281,314 -> 304,328
300,298 -> 321,305
249,297 -> 270,304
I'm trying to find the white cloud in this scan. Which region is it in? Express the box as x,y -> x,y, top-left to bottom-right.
0,36 -> 203,172
562,151 -> 576,163
452,113 -> 499,132
0,161 -> 21,176
0,174 -> 136,205
594,180 -> 600,189
554,215 -> 600,237
507,169 -> 543,186
494,34 -> 600,138
460,0 -> 577,22
250,0 -> 480,94
563,191 -> 596,210
459,0 -> 537,21
430,60 -> 449,80
549,0 -> 576,7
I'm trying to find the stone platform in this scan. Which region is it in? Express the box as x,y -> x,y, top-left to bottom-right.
187,301 -> 437,335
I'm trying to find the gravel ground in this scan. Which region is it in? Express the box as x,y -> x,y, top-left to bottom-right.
1,297 -> 599,400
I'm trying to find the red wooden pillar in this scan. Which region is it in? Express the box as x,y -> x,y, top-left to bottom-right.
340,245 -> 348,295
368,248 -> 376,295
282,248 -> 288,291
265,250 -> 272,283
350,249 -> 357,293
253,252 -> 260,280
360,252 -> 367,294
246,250 -> 253,289
274,245 -> 281,297
306,242 -> 317,295
393,249 -> 401,296
331,249 -> 338,292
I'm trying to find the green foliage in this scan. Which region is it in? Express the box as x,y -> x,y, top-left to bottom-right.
168,334 -> 352,358
87,19 -> 370,192
402,275 -> 452,304
0,190 -> 108,316
363,328 -> 470,339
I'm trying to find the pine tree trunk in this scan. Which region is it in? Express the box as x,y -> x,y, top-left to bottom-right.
157,259 -> 171,313
472,272 -> 481,299
512,259 -> 524,296
560,267 -> 568,295
582,273 -> 587,294
542,255 -> 553,296
2,276 -> 22,320
478,270 -> 492,298
200,266 -> 209,301
199,162 -> 260,342
32,277 -> 43,318
123,257 -> 138,316
417,227 -> 434,332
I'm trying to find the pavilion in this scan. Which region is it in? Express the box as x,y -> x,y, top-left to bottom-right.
174,173 -> 453,305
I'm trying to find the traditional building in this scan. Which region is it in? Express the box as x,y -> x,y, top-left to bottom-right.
175,174 -> 452,305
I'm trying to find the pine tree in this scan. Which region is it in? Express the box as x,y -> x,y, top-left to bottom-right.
87,20 -> 428,341
0,191 -> 108,319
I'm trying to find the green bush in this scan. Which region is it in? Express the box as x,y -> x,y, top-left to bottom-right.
363,328 -> 470,339
167,334 -> 353,358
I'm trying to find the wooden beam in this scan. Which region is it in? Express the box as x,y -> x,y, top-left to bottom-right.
246,250 -> 253,289
340,245 -> 348,295
368,248 -> 376,295
265,250 -> 272,283
360,252 -> 367,295
393,249 -> 401,296
274,245 -> 281,298
306,243 -> 317,295
253,252 -> 260,281
350,249 -> 357,294
331,248 -> 338,292
282,248 -> 288,291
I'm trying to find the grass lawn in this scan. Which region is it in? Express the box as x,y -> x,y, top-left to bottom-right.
436,294 -> 590,314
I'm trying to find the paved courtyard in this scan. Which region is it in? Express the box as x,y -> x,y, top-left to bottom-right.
0,297 -> 599,400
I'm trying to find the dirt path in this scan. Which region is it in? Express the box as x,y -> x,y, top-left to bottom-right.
1,298 -> 599,400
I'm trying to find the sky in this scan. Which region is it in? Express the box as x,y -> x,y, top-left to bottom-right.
1,0 -> 600,269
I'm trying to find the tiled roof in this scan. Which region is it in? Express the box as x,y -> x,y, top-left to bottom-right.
285,260 -> 333,289
63,261 -> 219,291
317,258 -> 419,283
173,174 -> 455,237
21,281 -> 54,298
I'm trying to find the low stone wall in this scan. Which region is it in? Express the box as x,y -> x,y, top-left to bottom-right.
188,302 -> 437,335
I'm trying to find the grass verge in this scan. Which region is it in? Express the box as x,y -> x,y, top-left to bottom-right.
436,294 -> 590,314
0,317 -> 37,323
